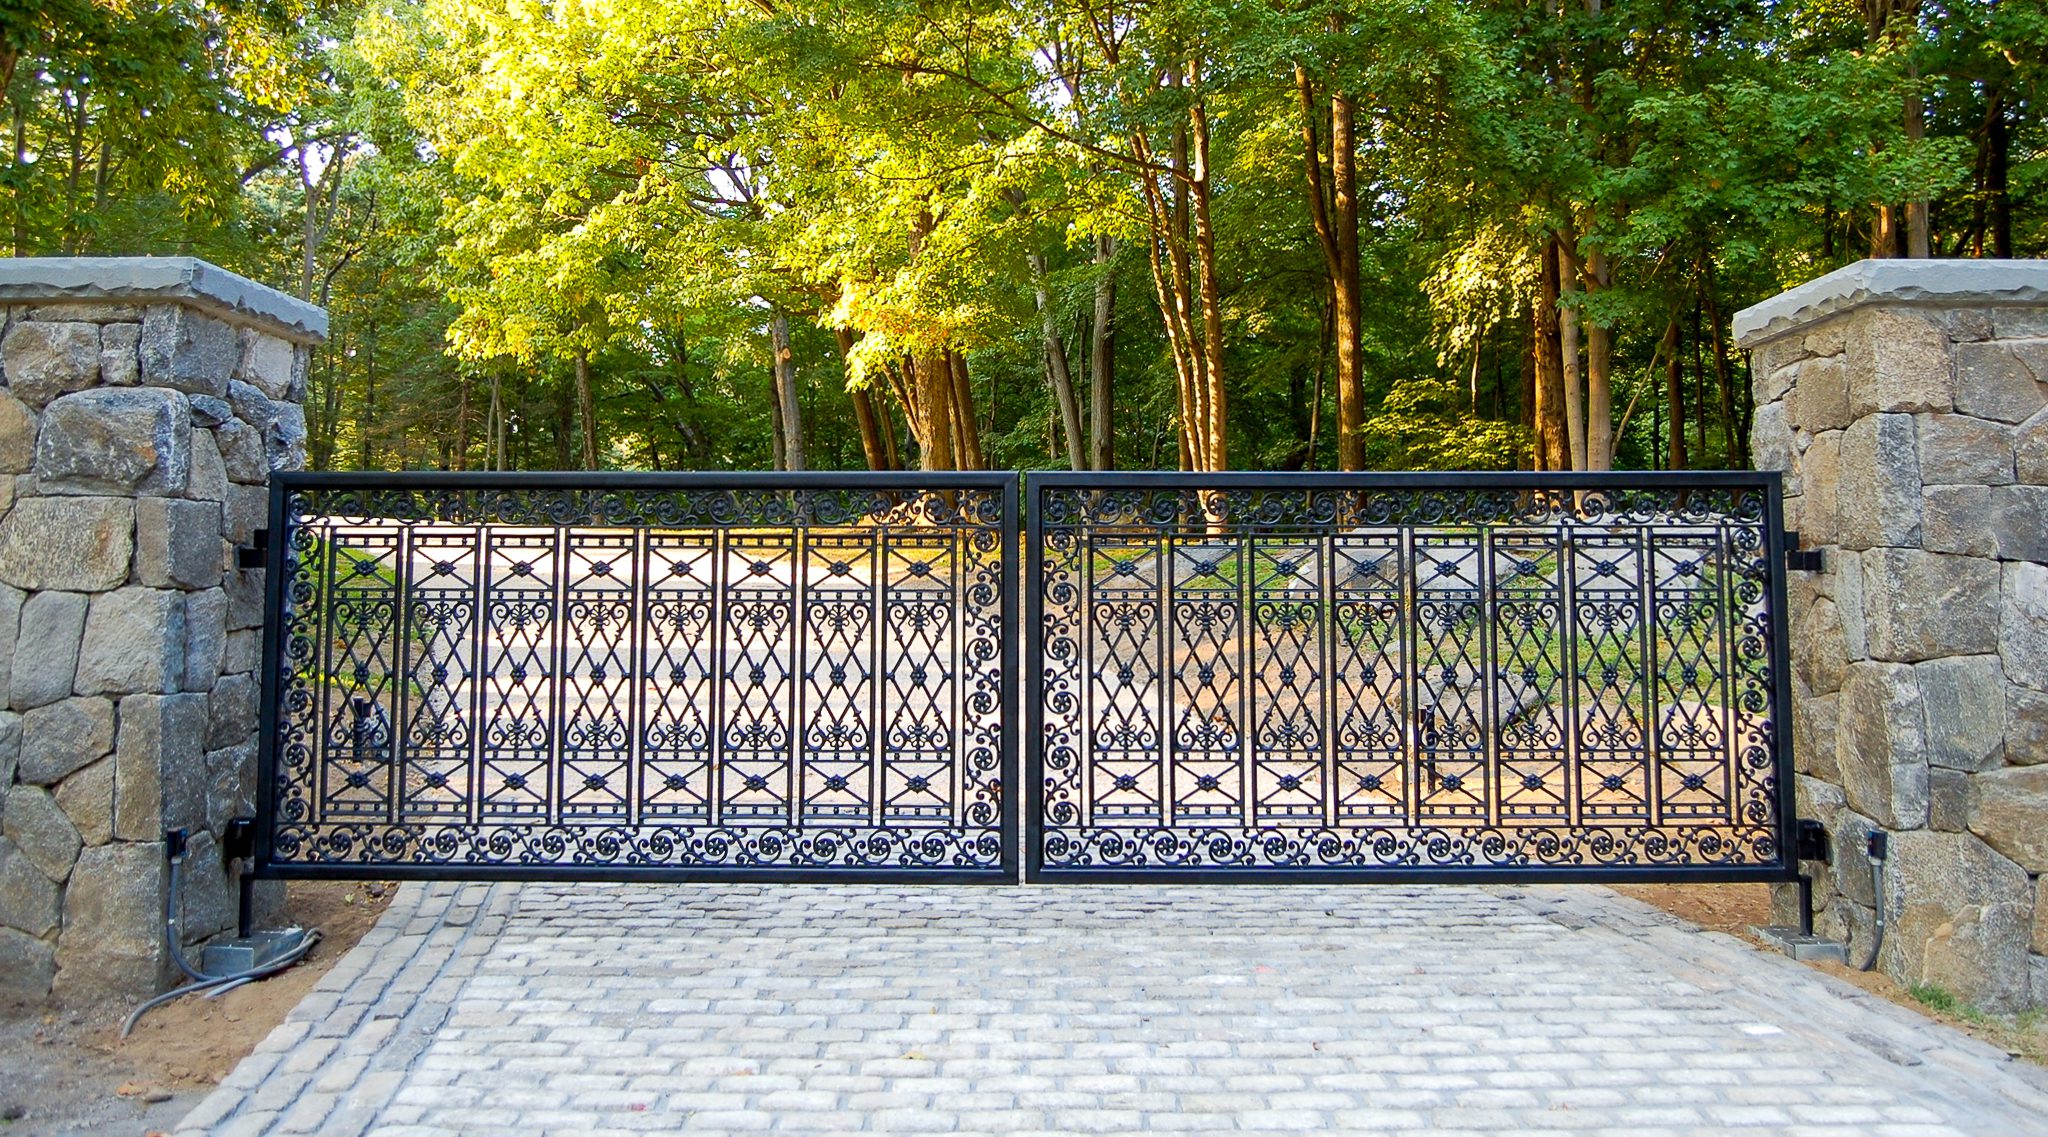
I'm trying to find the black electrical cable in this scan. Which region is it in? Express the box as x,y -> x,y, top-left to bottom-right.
1861,830 -> 1890,972
120,853 -> 321,1037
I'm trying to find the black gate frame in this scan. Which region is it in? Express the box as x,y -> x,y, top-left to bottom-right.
247,468 -> 1799,892
1023,470 -> 1800,886
251,470 -> 1021,886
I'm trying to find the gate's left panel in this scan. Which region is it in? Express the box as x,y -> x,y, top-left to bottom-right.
253,473 -> 1018,883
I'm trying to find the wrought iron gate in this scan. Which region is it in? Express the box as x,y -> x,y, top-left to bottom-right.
253,469 -> 1795,887
254,472 -> 1017,882
1025,472 -> 1796,882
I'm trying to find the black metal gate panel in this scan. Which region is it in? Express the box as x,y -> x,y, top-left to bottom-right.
1025,472 -> 1795,882
256,472 -> 1017,882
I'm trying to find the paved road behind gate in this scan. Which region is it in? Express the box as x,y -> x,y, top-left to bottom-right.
175,881 -> 2048,1137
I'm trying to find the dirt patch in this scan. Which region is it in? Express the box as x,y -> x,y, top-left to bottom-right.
0,880 -> 393,1137
1614,881 -> 2048,1069
1611,881 -> 1775,942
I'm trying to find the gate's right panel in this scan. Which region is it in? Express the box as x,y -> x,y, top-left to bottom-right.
1025,472 -> 1796,883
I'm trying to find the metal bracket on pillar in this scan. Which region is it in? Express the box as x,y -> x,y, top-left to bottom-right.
236,528 -> 269,570
223,817 -> 258,862
1795,818 -> 1831,864
1785,530 -> 1824,572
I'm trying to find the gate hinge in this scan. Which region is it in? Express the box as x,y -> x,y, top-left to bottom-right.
1795,818 -> 1831,864
237,528 -> 270,570
224,817 -> 259,863
1785,531 -> 1824,572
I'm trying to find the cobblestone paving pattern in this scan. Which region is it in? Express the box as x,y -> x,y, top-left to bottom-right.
175,880 -> 2048,1137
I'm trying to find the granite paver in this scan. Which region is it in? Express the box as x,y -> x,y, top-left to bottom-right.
175,881 -> 2048,1136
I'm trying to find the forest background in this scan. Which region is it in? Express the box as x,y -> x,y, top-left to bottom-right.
4,0 -> 2044,474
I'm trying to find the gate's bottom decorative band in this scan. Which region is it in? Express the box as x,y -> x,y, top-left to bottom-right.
269,823 -> 1008,876
1040,823 -> 1778,874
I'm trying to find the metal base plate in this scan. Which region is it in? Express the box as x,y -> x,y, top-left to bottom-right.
200,928 -> 306,975
1752,925 -> 1848,964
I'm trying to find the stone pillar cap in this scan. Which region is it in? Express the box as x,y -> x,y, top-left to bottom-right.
0,256 -> 328,343
1733,258 -> 2048,349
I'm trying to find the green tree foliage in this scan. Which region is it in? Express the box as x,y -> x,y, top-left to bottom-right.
8,0 -> 2044,473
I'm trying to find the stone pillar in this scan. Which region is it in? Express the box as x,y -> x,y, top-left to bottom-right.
1735,259 -> 2048,1013
0,258 -> 324,1005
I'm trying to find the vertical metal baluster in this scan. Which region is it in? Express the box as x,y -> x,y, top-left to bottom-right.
1228,520 -> 1245,831
313,516 -> 334,828
871,512 -> 887,831
1561,526 -> 1581,832
391,521 -> 414,830
1159,514 -> 1174,833
708,518 -> 726,830
1077,507 -> 1094,831
1641,524 -> 1662,831
466,520 -> 487,831
627,524 -> 647,832
1401,525 -> 1420,827
1478,525 -> 1499,831
548,522 -> 568,829
1320,519 -> 1337,831
790,515 -> 807,832
1716,519 -> 1739,832
949,515 -> 964,833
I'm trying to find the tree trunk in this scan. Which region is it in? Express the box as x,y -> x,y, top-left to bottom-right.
1558,236 -> 1586,472
768,310 -> 804,471
1584,244 -> 1613,470
1663,318 -> 1686,469
671,333 -> 710,465
1128,62 -> 1223,472
1691,296 -> 1708,461
1188,63 -> 1228,472
1030,253 -> 1087,469
947,349 -> 984,469
574,348 -> 598,470
883,357 -> 922,464
488,371 -> 503,471
875,382 -> 901,471
912,352 -> 955,470
1571,0 -> 1613,471
834,328 -> 894,470
1862,0 -> 1923,259
63,85 -> 87,253
1296,64 -> 1364,471
317,331 -> 342,470
849,390 -> 890,470
1090,235 -> 1116,469
300,145 -> 321,301
1704,271 -> 1742,466
11,97 -> 27,255
1308,291 -> 1331,469
1988,89 -> 2011,257
770,374 -> 787,471
1328,89 -> 1362,472
1904,60 -> 1930,258
1469,338 -> 1482,412
361,325 -> 377,470
453,378 -> 471,471
1533,239 -> 1567,471
1520,302 -> 1537,469
554,365 -> 575,469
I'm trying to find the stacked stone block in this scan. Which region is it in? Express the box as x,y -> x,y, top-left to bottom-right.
1735,258 -> 2048,1013
0,258 -> 323,1004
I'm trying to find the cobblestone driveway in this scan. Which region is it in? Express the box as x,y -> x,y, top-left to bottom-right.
175,881 -> 2048,1137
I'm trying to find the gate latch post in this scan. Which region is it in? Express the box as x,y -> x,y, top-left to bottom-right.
237,528 -> 270,570
1795,818 -> 1831,864
224,816 -> 259,863
1785,530 -> 1824,572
